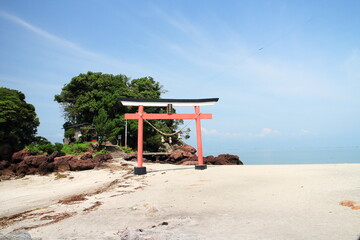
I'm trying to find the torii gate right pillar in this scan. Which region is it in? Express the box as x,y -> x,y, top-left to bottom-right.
194,106 -> 206,170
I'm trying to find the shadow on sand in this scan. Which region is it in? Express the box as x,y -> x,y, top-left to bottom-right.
148,165 -> 222,173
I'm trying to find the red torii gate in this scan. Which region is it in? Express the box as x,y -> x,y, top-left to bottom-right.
119,98 -> 219,175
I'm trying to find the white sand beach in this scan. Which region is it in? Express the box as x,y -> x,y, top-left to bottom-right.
1,159 -> 359,240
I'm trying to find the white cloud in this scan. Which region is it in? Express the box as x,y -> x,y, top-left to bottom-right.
201,127 -> 282,139
201,127 -> 240,138
254,128 -> 280,137
299,129 -> 310,135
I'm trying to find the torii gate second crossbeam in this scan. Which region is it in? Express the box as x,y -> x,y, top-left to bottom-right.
119,98 -> 219,175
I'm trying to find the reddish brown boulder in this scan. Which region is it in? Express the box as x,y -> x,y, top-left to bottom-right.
170,149 -> 185,161
27,167 -> 38,175
38,162 -> 55,175
54,155 -> 74,172
68,158 -> 98,171
12,149 -> 32,163
8,163 -> 17,173
204,155 -> 216,165
170,148 -> 196,162
174,144 -> 197,154
0,168 -> 14,179
177,154 -> 242,165
216,154 -> 242,165
17,159 -> 28,167
93,153 -> 112,162
176,155 -> 198,164
165,144 -> 198,163
48,151 -> 61,162
16,164 -> 29,176
79,152 -> 93,160
181,161 -> 198,165
24,155 -> 48,168
0,160 -> 10,170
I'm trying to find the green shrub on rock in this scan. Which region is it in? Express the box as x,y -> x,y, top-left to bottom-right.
25,136 -> 63,155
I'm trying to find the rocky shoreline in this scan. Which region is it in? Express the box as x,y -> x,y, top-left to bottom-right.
0,144 -> 242,180
124,144 -> 243,166
0,149 -> 112,180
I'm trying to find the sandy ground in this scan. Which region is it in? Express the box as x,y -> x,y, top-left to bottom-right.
0,159 -> 359,240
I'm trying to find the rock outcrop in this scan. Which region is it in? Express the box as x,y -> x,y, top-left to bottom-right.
68,158 -> 97,171
54,155 -> 74,172
0,149 -> 114,179
204,154 -> 242,165
124,144 -> 243,165
11,149 -> 32,163
93,153 -> 113,162
24,155 -> 48,168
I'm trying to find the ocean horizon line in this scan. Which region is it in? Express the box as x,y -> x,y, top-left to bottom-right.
203,146 -> 360,165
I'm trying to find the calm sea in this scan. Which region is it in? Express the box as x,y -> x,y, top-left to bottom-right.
204,147 -> 360,165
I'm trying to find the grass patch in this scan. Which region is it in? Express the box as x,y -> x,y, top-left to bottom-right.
119,146 -> 134,153
93,149 -> 109,156
26,141 -> 106,156
61,142 -> 91,155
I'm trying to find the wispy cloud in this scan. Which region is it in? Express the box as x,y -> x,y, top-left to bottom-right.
0,74 -> 61,91
253,128 -> 280,137
299,129 -> 310,135
0,10 -> 90,55
152,6 -> 211,47
202,126 -> 282,139
0,10 -> 135,74
149,7 -> 342,101
201,127 -> 240,138
150,7 -> 243,72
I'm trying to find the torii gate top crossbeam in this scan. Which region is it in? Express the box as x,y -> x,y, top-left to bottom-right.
119,98 -> 219,107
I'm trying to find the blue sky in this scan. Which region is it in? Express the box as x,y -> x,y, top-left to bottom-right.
1,0 -> 359,155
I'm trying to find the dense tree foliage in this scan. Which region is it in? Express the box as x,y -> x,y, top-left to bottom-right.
93,108 -> 117,145
26,136 -> 63,155
55,72 -> 183,151
0,87 -> 40,155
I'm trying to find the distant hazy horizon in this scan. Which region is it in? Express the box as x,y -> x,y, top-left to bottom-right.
201,145 -> 360,165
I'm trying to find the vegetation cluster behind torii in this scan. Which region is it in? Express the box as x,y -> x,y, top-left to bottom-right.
55,71 -> 187,152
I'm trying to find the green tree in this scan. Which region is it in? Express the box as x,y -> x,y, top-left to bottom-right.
26,136 -> 63,155
93,108 -> 117,145
54,72 -> 182,151
0,87 -> 40,158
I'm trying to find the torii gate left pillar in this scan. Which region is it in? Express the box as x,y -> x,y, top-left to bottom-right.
121,98 -> 218,175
